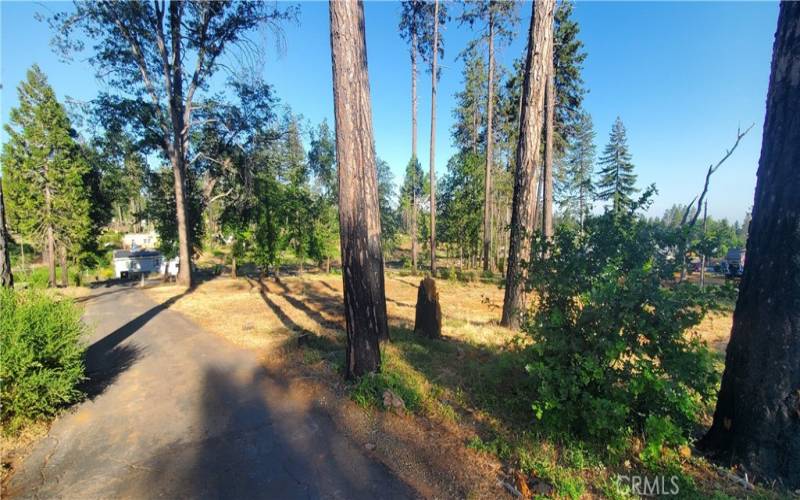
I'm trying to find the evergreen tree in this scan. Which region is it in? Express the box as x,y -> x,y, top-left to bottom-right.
552,0 -> 588,156
377,158 -> 399,252
399,156 -> 425,267
596,117 -> 637,213
2,66 -> 91,287
556,111 -> 595,230
452,47 -> 488,154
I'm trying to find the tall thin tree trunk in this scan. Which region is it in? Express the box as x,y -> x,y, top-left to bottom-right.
428,0 -> 440,275
700,200 -> 707,289
501,0 -> 554,329
168,2 -> 193,289
232,254 -> 237,279
700,3 -> 800,488
0,179 -> 13,288
482,14 -> 495,272
60,245 -> 68,288
543,55 -> 555,244
43,167 -> 57,288
329,0 -> 390,378
411,29 -> 418,272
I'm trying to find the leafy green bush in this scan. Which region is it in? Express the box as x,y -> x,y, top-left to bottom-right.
523,205 -> 719,447
1,288 -> 87,433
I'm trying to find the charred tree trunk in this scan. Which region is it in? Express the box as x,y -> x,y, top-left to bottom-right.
428,0 -> 440,275
414,277 -> 442,339
542,55 -> 555,245
700,3 -> 800,489
330,0 -> 390,379
0,179 -> 13,288
411,29 -> 418,272
501,0 -> 554,329
482,14 -> 495,273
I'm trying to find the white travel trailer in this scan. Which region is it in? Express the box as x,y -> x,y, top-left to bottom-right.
113,250 -> 162,279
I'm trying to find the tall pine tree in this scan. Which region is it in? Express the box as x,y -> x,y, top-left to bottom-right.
2,65 -> 91,287
596,117 -> 637,213
556,111 -> 595,230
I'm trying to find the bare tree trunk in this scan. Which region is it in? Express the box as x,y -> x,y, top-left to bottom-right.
411,30 -> 418,272
700,200 -> 707,288
168,2 -> 193,289
700,3 -> 800,488
43,168 -> 57,288
482,14 -> 495,273
501,0 -> 554,329
330,0 -> 390,378
428,0 -> 440,275
0,179 -> 13,288
60,246 -> 68,288
542,56 -> 555,245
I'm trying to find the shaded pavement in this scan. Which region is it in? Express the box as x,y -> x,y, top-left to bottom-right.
7,283 -> 415,499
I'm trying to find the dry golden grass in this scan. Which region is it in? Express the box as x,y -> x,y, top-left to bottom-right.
145,272 -> 516,353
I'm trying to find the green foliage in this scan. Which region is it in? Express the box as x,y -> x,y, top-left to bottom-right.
523,204 -> 720,446
1,288 -> 86,434
556,111 -> 595,227
2,66 -> 93,264
596,117 -> 638,213
147,166 -> 205,258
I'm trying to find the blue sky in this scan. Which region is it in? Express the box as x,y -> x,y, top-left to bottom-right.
1,1 -> 779,222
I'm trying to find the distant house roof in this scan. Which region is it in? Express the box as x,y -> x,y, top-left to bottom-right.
113,250 -> 162,260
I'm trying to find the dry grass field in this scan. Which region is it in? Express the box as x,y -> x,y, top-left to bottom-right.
140,270 -> 759,498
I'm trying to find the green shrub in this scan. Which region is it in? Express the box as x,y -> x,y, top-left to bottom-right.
437,266 -> 455,280
523,202 -> 719,447
0,288 -> 87,434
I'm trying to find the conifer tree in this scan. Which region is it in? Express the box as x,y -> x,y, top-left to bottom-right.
557,111 -> 595,230
596,117 -> 637,213
459,0 -> 519,272
2,66 -> 91,287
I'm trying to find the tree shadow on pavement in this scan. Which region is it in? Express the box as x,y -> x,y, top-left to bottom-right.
82,291 -> 189,400
140,365 -> 416,498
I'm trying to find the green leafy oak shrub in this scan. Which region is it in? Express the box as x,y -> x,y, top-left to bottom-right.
522,206 -> 719,448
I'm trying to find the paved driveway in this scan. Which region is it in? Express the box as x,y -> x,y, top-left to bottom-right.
7,283 -> 414,499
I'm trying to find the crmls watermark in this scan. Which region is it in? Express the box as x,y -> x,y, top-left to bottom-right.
616,474 -> 681,497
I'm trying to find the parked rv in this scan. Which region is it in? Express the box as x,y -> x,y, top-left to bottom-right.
725,248 -> 746,278
113,250 -> 163,279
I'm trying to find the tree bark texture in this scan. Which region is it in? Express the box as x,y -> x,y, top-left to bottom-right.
700,3 -> 800,489
0,179 -> 13,288
428,0 -> 440,275
482,14 -> 495,273
543,55 -> 555,243
501,0 -> 554,328
329,0 -> 390,379
60,246 -> 68,288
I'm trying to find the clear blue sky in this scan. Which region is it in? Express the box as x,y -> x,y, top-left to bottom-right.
1,1 -> 779,222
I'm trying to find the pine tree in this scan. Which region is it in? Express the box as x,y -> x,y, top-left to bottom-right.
556,111 -> 595,230
2,66 -> 91,287
0,178 -> 13,288
596,117 -> 637,213
552,1 -> 588,156
399,156 -> 425,268
459,0 -> 519,271
451,47 -> 487,154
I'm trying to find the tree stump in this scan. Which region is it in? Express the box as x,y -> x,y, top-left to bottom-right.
414,277 -> 442,339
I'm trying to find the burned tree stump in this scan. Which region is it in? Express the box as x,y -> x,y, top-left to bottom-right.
414,277 -> 442,339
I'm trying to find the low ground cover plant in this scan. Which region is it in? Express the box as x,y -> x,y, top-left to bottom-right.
1,288 -> 86,434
